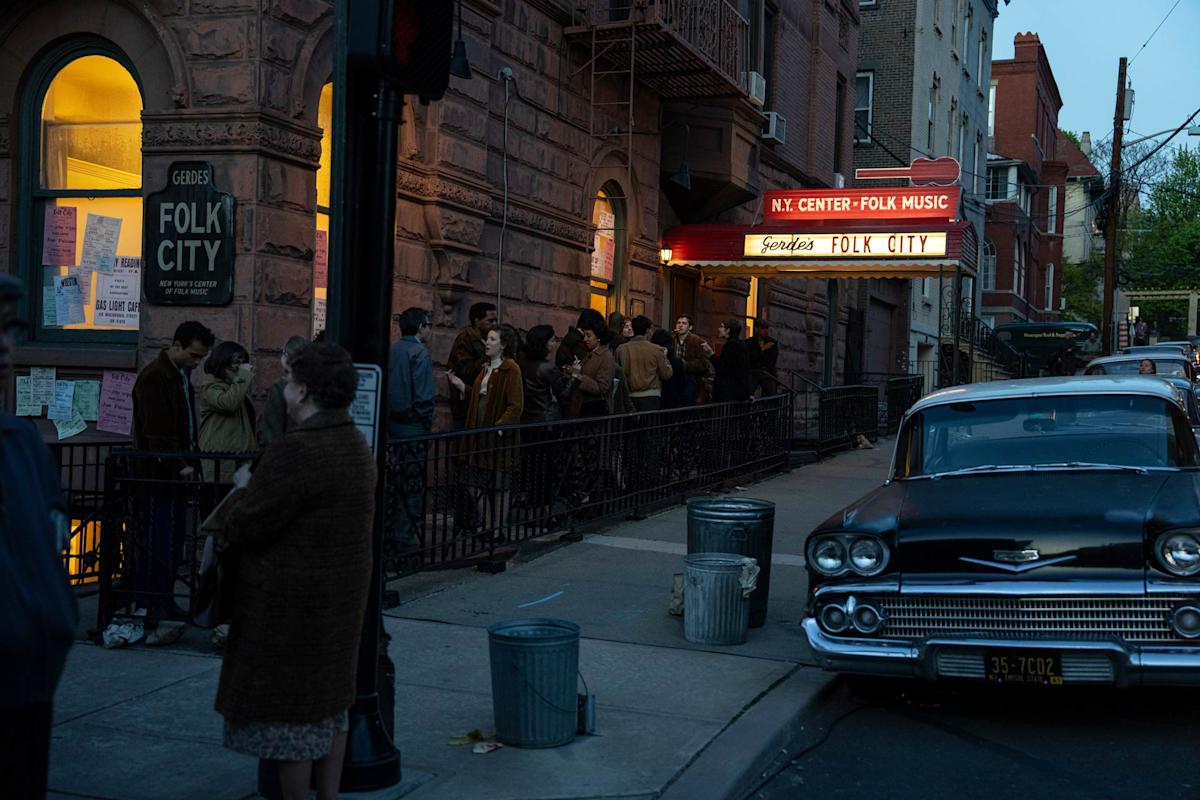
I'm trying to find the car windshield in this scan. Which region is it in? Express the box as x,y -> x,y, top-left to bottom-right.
1088,358 -> 1188,377
896,394 -> 1195,478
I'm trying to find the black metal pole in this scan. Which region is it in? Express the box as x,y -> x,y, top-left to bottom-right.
333,1 -> 401,791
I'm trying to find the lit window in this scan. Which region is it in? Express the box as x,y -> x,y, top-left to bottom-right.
854,72 -> 873,143
33,54 -> 143,337
590,185 -> 623,316
745,276 -> 760,336
314,82 -> 332,339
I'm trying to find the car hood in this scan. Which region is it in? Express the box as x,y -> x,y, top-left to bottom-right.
892,471 -> 1179,584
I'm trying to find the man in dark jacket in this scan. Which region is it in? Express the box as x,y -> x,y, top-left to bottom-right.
673,315 -> 714,404
0,275 -> 78,798
447,302 -> 496,428
132,320 -> 213,643
387,308 -> 434,546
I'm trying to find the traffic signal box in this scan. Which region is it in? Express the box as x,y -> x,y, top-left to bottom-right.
375,0 -> 454,101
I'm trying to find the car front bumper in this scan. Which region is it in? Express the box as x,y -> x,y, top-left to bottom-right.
802,618 -> 1200,686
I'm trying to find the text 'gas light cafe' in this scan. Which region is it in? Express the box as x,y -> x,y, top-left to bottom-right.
662,158 -> 977,384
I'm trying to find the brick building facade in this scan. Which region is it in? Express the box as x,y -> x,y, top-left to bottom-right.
981,32 -> 1067,325
0,0 -> 861,437
855,0 -> 999,382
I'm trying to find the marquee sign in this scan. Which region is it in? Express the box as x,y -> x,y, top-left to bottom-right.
764,186 -> 960,222
144,161 -> 236,306
744,231 -> 948,258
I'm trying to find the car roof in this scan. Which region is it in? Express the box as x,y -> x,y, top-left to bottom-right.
1088,353 -> 1188,366
909,375 -> 1181,415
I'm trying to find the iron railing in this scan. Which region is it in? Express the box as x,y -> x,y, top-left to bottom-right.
48,439 -> 128,592
779,370 -> 880,457
844,372 -> 926,435
382,395 -> 791,580
92,399 -> 791,628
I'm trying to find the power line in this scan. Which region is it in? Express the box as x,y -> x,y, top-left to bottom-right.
1129,0 -> 1183,65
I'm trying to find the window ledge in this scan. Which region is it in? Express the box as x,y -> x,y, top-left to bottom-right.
14,344 -> 137,370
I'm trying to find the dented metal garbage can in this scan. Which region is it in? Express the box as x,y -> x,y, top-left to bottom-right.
687,498 -> 776,627
683,553 -> 758,645
488,618 -> 579,748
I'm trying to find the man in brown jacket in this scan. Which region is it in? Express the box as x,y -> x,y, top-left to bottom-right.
447,302 -> 496,428
131,320 -> 213,642
673,315 -> 714,404
616,315 -> 673,412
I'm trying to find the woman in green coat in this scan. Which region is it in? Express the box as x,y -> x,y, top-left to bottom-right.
198,341 -> 258,481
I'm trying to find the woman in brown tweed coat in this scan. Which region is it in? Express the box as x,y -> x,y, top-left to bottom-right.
213,342 -> 375,800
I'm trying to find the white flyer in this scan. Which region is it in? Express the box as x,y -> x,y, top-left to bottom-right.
94,259 -> 141,328
48,380 -> 75,421
79,213 -> 123,273
54,275 -> 85,325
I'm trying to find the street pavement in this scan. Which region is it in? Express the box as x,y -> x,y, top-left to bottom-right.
47,443 -> 891,800
750,675 -> 1200,800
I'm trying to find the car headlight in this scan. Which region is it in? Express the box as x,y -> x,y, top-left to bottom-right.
1157,531 -> 1200,576
850,537 -> 887,576
810,538 -> 846,576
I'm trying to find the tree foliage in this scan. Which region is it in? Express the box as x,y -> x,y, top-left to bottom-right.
1061,255 -> 1104,325
1123,146 -> 1200,289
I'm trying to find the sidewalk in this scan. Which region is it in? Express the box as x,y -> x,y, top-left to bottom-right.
47,443 -> 892,800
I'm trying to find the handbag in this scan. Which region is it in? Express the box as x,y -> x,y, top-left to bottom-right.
190,534 -> 240,628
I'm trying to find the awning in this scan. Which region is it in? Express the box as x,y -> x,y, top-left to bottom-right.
662,219 -> 978,279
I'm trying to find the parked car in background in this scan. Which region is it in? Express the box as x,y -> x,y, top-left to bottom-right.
1086,353 -> 1195,382
994,321 -> 1099,375
1157,341 -> 1200,366
802,376 -> 1200,686
1159,375 -> 1200,448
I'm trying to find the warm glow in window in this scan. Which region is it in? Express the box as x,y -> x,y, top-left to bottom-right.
590,188 -> 619,316
745,276 -> 760,337
313,83 -> 333,338
37,55 -> 142,333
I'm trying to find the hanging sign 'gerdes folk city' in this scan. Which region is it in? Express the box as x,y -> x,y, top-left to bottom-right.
143,161 -> 236,306
744,232 -> 948,258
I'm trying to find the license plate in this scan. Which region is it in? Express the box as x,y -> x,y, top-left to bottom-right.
984,649 -> 1063,685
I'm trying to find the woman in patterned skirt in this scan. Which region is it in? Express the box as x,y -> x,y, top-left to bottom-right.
213,342 -> 375,799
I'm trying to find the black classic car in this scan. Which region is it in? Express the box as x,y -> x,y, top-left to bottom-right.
802,376 -> 1200,686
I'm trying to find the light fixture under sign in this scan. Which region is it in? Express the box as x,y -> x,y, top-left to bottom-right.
659,247 -> 673,264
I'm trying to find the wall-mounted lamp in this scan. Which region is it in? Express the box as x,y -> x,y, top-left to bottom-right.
659,247 -> 673,264
449,0 -> 472,80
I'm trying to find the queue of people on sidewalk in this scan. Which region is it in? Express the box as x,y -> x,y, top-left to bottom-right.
388,301 -> 782,436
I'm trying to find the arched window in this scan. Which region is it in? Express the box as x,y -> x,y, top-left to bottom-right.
589,184 -> 625,315
981,238 -> 996,290
313,82 -> 333,337
24,48 -> 143,341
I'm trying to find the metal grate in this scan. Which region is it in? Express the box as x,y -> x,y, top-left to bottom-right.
862,595 -> 1194,643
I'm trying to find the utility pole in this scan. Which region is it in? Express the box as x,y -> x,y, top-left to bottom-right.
1101,57 -> 1127,356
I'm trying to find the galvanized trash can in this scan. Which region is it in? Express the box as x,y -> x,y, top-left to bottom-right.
488,618 -> 580,748
683,554 -> 759,645
687,498 -> 776,628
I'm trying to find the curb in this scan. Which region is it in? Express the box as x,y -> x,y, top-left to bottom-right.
658,666 -> 838,800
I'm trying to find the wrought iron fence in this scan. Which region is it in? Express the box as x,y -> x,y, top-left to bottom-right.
779,370 -> 880,457
382,395 -> 791,580
92,398 -> 790,627
845,372 -> 925,435
48,439 -> 128,592
97,451 -> 247,632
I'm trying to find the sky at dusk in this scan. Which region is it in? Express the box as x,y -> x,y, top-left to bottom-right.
992,0 -> 1200,157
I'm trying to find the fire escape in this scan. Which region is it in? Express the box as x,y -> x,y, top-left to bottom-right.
566,1 -> 763,221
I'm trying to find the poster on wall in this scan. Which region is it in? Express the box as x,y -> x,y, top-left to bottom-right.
80,213 -> 123,273
97,370 -> 136,436
143,161 -> 236,306
42,206 -> 77,266
314,229 -> 328,289
591,210 -> 616,282
94,258 -> 141,328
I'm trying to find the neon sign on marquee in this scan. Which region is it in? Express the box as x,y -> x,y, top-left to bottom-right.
744,232 -> 948,258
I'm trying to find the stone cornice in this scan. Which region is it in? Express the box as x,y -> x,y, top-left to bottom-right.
141,111 -> 322,166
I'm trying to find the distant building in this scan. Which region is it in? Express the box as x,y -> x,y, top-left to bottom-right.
982,32 -> 1068,326
1058,131 -> 1105,266
854,0 -> 1000,383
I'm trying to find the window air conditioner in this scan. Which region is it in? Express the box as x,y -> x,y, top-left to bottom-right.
762,111 -> 787,145
744,71 -> 767,107
833,172 -> 846,188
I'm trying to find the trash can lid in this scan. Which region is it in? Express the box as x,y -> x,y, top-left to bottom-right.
488,618 -> 580,642
686,497 -> 776,517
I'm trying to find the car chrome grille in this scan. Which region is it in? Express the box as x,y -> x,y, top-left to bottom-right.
866,595 -> 1192,643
